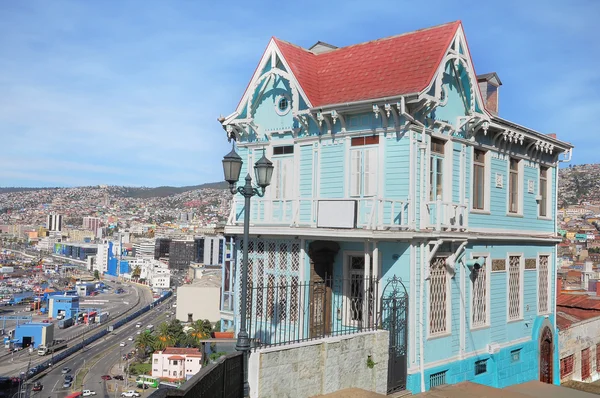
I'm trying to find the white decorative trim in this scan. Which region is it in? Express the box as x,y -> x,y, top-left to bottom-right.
491,152 -> 508,160
527,180 -> 535,194
506,253 -> 524,322
469,252 -> 491,330
495,173 -> 503,188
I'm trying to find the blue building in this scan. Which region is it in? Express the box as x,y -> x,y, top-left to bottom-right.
219,21 -> 574,394
14,323 -> 54,348
48,295 -> 79,320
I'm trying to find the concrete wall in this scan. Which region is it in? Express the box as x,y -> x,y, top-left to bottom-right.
559,316 -> 600,382
175,285 -> 221,323
249,330 -> 389,398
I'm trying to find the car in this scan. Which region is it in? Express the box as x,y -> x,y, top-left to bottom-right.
128,336 -> 133,341
64,375 -> 73,382
135,323 -> 141,328
121,391 -> 141,397
61,367 -> 71,374
114,375 -> 124,380
136,331 -> 141,335
62,381 -> 72,388
82,390 -> 97,396
136,384 -> 149,389
32,382 -> 43,392
120,342 -> 126,347
101,375 -> 112,380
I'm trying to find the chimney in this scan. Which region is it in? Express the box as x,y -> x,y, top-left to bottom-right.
477,73 -> 502,115
187,313 -> 193,323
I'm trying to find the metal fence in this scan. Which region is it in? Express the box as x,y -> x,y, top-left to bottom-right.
147,352 -> 244,398
244,276 -> 380,348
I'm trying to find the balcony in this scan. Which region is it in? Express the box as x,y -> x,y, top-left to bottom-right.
227,197 -> 411,230
424,199 -> 469,231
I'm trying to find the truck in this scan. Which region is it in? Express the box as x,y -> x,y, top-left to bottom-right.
58,318 -> 74,329
95,312 -> 109,323
37,340 -> 67,356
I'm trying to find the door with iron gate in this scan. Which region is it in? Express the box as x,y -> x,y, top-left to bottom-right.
380,276 -> 408,393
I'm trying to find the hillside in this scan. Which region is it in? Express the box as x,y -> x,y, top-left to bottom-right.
0,181 -> 228,198
558,163 -> 600,207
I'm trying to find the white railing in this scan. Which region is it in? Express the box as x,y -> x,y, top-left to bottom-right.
424,198 -> 469,231
228,197 -> 412,230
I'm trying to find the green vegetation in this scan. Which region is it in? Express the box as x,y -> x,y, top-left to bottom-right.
129,362 -> 152,376
93,270 -> 100,280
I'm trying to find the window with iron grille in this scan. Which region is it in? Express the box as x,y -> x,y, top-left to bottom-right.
471,255 -> 488,328
582,348 -> 591,380
508,255 -> 522,321
560,355 -> 574,378
429,257 -> 449,335
596,344 -> 600,371
430,370 -> 447,388
474,359 -> 488,375
349,256 -> 365,322
538,255 -> 550,314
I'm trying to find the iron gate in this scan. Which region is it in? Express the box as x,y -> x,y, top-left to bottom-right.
380,276 -> 408,394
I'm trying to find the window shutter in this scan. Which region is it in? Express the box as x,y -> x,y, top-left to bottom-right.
350,151 -> 361,196
272,159 -> 281,199
364,148 -> 378,196
283,158 -> 294,199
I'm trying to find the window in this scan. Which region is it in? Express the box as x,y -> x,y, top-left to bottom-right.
271,152 -> 294,200
430,370 -> 447,387
471,255 -> 488,328
348,256 -> 366,323
273,145 -> 293,155
511,349 -> 521,363
472,149 -> 486,210
154,359 -> 158,364
539,166 -> 549,217
475,359 -> 488,375
430,138 -> 445,201
538,255 -> 550,314
508,255 -> 522,321
350,138 -> 378,197
582,348 -> 591,380
172,360 -> 178,365
429,257 -> 449,335
509,158 -> 520,213
560,355 -> 574,378
278,97 -> 289,112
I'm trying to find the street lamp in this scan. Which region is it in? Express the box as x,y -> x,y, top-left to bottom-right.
222,145 -> 273,397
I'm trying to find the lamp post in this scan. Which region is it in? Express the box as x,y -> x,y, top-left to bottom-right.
222,145 -> 273,397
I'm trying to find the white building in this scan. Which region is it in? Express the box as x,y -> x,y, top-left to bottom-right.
176,270 -> 221,323
47,214 -> 62,232
151,347 -> 203,381
132,238 -> 155,258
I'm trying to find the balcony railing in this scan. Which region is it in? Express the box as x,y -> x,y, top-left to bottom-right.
227,197 -> 411,230
424,199 -> 469,231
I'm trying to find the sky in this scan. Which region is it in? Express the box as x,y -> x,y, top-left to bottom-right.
0,0 -> 597,188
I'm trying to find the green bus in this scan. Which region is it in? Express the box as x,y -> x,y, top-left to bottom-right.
135,375 -> 159,388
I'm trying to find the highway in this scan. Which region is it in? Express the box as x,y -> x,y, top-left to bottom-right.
27,298 -> 172,398
0,283 -> 154,379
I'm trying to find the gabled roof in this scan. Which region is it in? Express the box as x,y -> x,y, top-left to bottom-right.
273,21 -> 461,108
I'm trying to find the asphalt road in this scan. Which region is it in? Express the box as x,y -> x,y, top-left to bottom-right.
32,299 -> 171,398
0,283 -> 153,379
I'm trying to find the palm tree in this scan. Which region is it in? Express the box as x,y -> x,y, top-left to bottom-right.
188,319 -> 213,346
154,322 -> 175,350
135,331 -> 156,358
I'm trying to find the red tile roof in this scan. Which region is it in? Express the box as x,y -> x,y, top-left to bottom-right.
274,21 -> 461,107
167,355 -> 185,361
161,347 -> 202,356
557,293 -> 600,329
557,293 -> 600,310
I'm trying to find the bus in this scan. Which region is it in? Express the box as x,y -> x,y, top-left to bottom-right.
135,375 -> 159,388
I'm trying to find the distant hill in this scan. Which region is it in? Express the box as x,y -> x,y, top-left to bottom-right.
0,181 -> 228,197
558,163 -> 600,207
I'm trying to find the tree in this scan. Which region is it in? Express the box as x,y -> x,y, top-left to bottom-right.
93,270 -> 100,280
135,331 -> 156,358
132,266 -> 141,279
186,319 -> 213,347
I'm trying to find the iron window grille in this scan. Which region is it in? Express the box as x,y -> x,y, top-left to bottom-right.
538,255 -> 550,313
471,256 -> 487,328
508,255 -> 522,320
430,257 -> 449,335
475,359 -> 488,375
560,355 -> 574,378
582,348 -> 591,380
430,370 -> 447,388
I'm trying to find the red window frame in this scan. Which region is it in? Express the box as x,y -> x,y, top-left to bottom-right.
582,348 -> 591,380
560,355 -> 574,378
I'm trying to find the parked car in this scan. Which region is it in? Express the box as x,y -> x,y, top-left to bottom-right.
64,375 -> 73,382
113,375 -> 124,381
82,390 -> 96,396
101,375 -> 112,380
62,367 -> 71,374
121,391 -> 141,397
32,382 -> 43,392
62,381 -> 72,388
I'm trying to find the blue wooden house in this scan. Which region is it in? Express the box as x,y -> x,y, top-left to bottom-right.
219,21 -> 573,394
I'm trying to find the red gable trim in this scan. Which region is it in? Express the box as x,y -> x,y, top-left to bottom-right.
273,21 -> 460,108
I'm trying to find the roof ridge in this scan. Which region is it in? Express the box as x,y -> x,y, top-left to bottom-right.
274,21 -> 461,57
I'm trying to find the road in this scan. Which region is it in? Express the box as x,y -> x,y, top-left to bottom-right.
29,299 -> 171,398
0,283 -> 153,378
